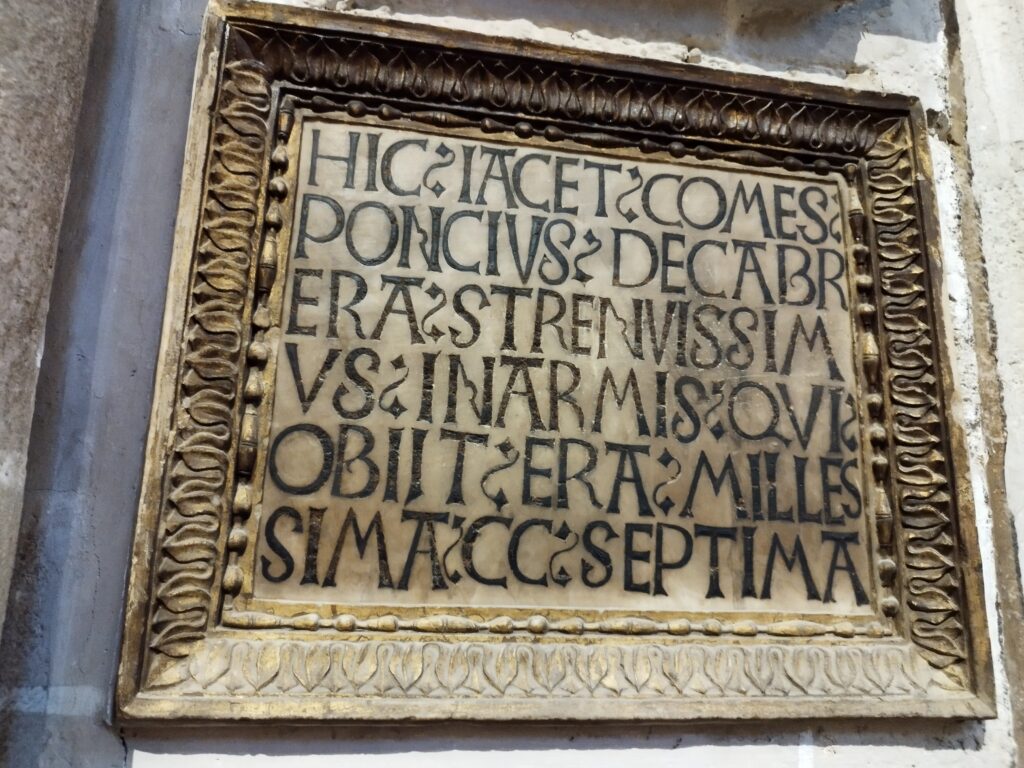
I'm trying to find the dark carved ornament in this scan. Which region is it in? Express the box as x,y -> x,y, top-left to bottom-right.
116,0 -> 994,721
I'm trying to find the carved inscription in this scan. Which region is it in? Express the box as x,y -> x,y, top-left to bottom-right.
253,117 -> 872,616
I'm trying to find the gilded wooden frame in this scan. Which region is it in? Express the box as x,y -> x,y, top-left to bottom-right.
116,0 -> 995,721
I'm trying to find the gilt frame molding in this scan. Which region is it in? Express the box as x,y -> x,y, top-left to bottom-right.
115,0 -> 995,721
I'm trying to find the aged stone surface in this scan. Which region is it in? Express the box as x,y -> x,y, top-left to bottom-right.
114,0 -> 993,722
0,0 -> 100,641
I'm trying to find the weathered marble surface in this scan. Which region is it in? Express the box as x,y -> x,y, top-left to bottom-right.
256,119 -> 870,616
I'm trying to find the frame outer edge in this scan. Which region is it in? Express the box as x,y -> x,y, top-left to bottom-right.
906,100 -> 997,716
118,690 -> 995,724
115,5 -> 229,720
114,1 -> 997,723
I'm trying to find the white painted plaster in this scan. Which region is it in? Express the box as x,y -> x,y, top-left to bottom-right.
957,0 -> 1024,568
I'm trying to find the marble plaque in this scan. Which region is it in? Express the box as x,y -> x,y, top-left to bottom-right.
116,0 -> 995,722
257,117 -> 871,617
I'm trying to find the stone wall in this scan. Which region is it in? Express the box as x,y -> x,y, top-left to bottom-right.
1,0 -> 1020,765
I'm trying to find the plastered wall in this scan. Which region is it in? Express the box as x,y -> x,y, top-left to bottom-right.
1,0 -> 1021,766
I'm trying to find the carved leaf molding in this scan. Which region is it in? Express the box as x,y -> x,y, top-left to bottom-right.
865,119 -> 967,682
148,58 -> 272,661
146,638 -> 955,700
232,25 -> 880,159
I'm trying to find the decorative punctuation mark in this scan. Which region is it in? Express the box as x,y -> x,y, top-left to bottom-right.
424,142 -> 453,198
481,439 -> 520,512
707,382 -> 726,440
572,229 -> 600,285
653,448 -> 682,515
548,521 -> 578,588
421,283 -> 447,341
378,356 -> 409,418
